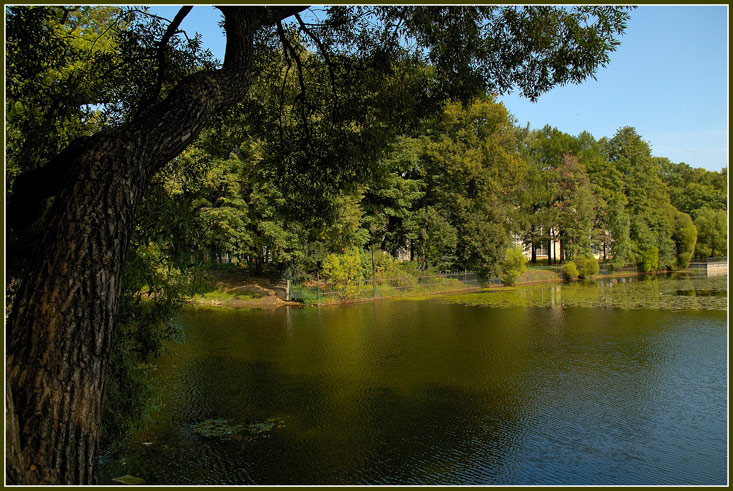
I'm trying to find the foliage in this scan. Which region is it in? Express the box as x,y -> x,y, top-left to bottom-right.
412,97 -> 527,277
692,207 -> 727,259
637,246 -> 659,273
500,246 -> 528,286
671,211 -> 697,269
555,154 -> 595,259
575,255 -> 599,279
6,6 -> 214,179
561,261 -> 578,280
601,127 -> 680,270
321,248 -> 364,300
407,207 -> 458,271
659,159 -> 727,215
604,197 -> 632,270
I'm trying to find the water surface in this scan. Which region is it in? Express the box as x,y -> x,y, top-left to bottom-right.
99,274 -> 727,485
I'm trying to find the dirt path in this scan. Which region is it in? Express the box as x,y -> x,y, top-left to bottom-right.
192,273 -> 300,309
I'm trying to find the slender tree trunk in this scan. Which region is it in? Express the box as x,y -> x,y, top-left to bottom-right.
531,242 -> 536,263
5,7 -> 297,484
559,237 -> 564,264
603,241 -> 607,263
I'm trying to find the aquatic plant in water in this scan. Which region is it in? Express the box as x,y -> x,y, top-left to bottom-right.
429,275 -> 727,311
191,418 -> 246,439
191,417 -> 287,441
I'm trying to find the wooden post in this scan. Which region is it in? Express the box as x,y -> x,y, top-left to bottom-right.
317,270 -> 321,305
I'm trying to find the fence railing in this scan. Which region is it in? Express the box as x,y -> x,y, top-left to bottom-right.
689,257 -> 727,265
291,271 -> 484,305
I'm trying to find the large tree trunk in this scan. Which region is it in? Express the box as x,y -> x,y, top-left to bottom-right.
5,7 -> 304,484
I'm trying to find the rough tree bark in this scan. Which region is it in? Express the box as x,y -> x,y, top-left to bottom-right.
6,6 -> 305,484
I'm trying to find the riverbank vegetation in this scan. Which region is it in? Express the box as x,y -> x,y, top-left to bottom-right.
4,5 -> 726,484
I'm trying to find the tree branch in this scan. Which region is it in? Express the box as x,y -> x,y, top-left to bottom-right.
294,12 -> 338,103
260,6 -> 310,25
8,136 -> 91,231
277,20 -> 311,140
142,6 -> 193,110
277,20 -> 307,104
58,6 -> 78,25
279,60 -> 293,141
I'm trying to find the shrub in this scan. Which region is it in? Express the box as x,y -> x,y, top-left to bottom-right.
637,246 -> 659,273
321,248 -> 363,299
561,261 -> 578,280
500,246 -> 527,286
576,255 -> 599,279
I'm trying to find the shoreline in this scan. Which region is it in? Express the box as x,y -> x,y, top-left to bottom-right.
191,268 -> 718,309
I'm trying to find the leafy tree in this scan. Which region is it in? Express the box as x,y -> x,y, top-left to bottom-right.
604,197 -> 632,270
518,126 -> 578,263
191,149 -> 251,262
6,5 -> 632,483
671,211 -> 697,269
554,154 -> 595,260
693,207 -> 727,259
602,127 -> 675,270
461,214 -> 511,278
415,97 -> 528,276
659,159 -> 727,215
407,206 -> 458,271
361,137 -> 425,256
579,130 -> 625,262
321,192 -> 371,253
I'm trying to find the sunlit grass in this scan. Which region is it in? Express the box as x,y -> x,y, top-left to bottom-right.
198,289 -> 263,302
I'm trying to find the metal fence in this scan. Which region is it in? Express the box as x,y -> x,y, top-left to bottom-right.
291,271 -> 484,306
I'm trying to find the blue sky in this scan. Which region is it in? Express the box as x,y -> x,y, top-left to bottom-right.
153,5 -> 728,171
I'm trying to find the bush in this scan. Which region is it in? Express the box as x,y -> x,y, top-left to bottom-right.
637,246 -> 659,272
561,261 -> 578,280
500,246 -> 527,286
575,255 -> 599,279
321,248 -> 363,299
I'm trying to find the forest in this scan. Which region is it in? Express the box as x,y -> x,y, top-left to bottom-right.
4,5 -> 727,484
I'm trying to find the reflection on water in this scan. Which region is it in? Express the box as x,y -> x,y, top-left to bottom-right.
99,275 -> 727,485
432,274 -> 728,311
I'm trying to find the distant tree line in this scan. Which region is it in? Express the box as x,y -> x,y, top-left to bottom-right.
165,97 -> 725,281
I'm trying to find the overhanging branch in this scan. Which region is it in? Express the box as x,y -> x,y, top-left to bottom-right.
277,20 -> 311,140
141,6 -> 193,110
294,12 -> 338,103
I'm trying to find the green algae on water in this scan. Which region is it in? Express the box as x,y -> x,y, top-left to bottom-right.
428,275 -> 727,311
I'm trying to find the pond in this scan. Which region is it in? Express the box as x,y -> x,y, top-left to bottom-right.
99,273 -> 728,485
